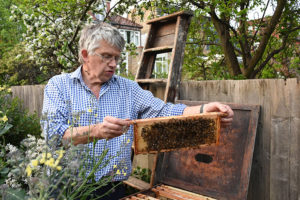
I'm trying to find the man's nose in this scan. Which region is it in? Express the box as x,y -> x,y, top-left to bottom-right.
108,59 -> 118,67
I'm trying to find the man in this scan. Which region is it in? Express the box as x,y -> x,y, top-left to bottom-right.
41,22 -> 233,199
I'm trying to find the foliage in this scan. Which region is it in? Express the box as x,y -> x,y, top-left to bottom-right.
123,0 -> 299,79
0,134 -> 127,199
4,0 -> 139,85
0,85 -> 42,147
132,166 -> 151,183
0,0 -> 25,59
0,43 -> 56,86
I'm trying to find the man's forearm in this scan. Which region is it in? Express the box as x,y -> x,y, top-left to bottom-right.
62,124 -> 100,145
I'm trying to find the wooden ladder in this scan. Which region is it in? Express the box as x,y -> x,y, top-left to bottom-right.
135,11 -> 193,103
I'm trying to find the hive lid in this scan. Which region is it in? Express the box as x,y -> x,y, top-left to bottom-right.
132,112 -> 225,155
152,101 -> 260,200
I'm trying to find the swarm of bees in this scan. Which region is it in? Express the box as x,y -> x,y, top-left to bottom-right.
141,118 -> 216,151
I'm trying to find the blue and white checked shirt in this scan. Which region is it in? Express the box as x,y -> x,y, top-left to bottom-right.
41,66 -> 186,181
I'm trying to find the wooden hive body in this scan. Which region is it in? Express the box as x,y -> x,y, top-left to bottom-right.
123,102 -> 260,200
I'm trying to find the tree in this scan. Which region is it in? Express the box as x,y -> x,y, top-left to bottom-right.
0,0 -> 25,58
121,0 -> 299,79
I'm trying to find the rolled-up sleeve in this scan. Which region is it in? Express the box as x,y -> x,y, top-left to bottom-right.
40,78 -> 69,142
132,82 -> 187,119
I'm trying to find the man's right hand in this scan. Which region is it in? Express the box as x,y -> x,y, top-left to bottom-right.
63,116 -> 131,145
92,116 -> 131,140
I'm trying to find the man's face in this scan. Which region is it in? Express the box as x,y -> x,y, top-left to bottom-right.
84,40 -> 121,84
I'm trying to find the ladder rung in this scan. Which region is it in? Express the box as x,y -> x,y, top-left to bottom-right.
136,79 -> 167,83
143,46 -> 173,53
146,10 -> 193,24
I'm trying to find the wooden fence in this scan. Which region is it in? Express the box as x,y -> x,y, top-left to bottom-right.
11,78 -> 300,200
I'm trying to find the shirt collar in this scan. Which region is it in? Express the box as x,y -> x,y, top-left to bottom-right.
70,66 -> 118,85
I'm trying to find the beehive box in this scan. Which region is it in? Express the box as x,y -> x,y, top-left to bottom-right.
123,103 -> 260,200
131,112 -> 225,155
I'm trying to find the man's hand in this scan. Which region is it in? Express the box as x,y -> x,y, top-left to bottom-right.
183,102 -> 234,126
63,116 -> 131,145
202,102 -> 234,126
92,116 -> 131,140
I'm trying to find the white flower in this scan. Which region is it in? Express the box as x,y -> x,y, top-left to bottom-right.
6,144 -> 18,153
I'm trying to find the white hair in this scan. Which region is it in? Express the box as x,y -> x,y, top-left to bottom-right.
78,22 -> 125,64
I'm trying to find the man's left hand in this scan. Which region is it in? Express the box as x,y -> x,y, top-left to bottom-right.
203,102 -> 234,126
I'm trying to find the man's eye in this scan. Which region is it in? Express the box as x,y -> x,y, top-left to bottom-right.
103,54 -> 113,59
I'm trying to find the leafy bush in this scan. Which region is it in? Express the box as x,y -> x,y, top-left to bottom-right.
0,85 -> 42,147
132,166 -> 151,183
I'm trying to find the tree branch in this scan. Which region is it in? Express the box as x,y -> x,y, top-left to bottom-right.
250,35 -> 288,78
246,0 -> 287,77
188,0 -> 206,9
68,0 -> 97,56
250,0 -> 271,47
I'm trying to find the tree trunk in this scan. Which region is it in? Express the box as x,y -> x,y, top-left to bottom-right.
210,13 -> 242,76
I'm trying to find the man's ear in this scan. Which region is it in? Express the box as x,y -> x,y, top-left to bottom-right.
81,49 -> 89,62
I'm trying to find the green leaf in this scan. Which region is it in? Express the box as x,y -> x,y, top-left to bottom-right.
0,123 -> 13,136
3,188 -> 28,200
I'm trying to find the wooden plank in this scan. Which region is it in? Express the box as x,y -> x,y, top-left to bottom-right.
164,15 -> 191,102
287,79 -> 300,200
143,46 -> 173,53
123,176 -> 151,191
11,85 -> 45,117
146,10 -> 193,24
154,21 -> 176,37
136,53 -> 156,79
151,34 -> 175,48
136,79 -> 167,84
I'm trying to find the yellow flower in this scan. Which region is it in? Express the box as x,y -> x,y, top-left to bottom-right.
31,160 -> 39,167
113,165 -> 117,169
123,172 -> 127,176
56,149 -> 65,159
47,153 -> 52,158
94,114 -> 98,117
56,166 -> 62,171
68,120 -> 70,124
39,158 -> 45,164
0,86 -> 4,91
26,165 -> 32,177
126,139 -> 130,144
116,170 -> 120,175
45,158 -> 55,167
88,108 -> 92,113
7,88 -> 11,93
1,115 -> 8,122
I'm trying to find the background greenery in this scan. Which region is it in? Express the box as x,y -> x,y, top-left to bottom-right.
0,0 -> 299,86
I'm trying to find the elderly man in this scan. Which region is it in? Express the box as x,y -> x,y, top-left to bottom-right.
41,22 -> 233,199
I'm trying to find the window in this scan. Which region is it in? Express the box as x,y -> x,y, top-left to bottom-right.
153,53 -> 169,78
119,29 -> 140,46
